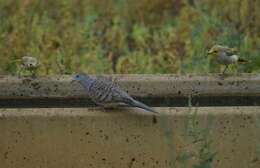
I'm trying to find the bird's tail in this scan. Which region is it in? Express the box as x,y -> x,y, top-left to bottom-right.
238,58 -> 250,63
128,99 -> 158,113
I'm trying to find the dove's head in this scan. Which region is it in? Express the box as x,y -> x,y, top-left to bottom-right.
73,73 -> 90,82
72,73 -> 94,90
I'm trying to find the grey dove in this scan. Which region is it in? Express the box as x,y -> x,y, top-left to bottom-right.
72,74 -> 157,113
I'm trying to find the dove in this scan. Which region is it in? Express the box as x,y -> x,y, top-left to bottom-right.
72,73 -> 157,113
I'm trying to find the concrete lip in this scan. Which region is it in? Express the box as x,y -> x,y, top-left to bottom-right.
0,74 -> 260,107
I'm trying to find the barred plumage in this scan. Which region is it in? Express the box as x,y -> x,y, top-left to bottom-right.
73,74 -> 157,113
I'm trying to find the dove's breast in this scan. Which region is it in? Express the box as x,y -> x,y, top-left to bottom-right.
88,79 -> 115,104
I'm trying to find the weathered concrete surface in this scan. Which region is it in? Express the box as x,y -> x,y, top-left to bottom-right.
0,107 -> 260,168
0,74 -> 260,99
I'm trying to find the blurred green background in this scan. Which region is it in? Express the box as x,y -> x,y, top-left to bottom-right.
0,0 -> 259,75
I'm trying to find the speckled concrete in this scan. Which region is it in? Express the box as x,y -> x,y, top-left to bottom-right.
0,107 -> 259,168
0,74 -> 260,98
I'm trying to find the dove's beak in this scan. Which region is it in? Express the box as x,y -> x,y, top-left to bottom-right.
71,78 -> 76,84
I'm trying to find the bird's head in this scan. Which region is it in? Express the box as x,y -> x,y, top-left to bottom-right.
71,73 -> 94,90
72,73 -> 90,83
21,56 -> 38,68
208,45 -> 223,56
208,45 -> 237,57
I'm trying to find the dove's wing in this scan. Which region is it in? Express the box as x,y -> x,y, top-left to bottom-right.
87,79 -> 115,105
85,77 -> 156,113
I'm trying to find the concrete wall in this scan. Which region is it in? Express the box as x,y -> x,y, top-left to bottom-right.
0,107 -> 260,168
0,75 -> 260,167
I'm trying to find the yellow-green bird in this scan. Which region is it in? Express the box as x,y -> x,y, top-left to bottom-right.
18,56 -> 39,77
208,45 -> 249,74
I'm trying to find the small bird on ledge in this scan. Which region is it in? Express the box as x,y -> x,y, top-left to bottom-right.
208,45 -> 250,74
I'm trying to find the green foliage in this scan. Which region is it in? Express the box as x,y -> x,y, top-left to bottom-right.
0,0 -> 259,75
176,107 -> 216,168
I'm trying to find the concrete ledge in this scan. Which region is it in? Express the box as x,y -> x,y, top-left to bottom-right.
0,74 -> 260,99
0,107 -> 260,168
1,74 -> 260,107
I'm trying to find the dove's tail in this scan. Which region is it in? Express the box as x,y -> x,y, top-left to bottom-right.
238,58 -> 250,63
128,99 -> 158,113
